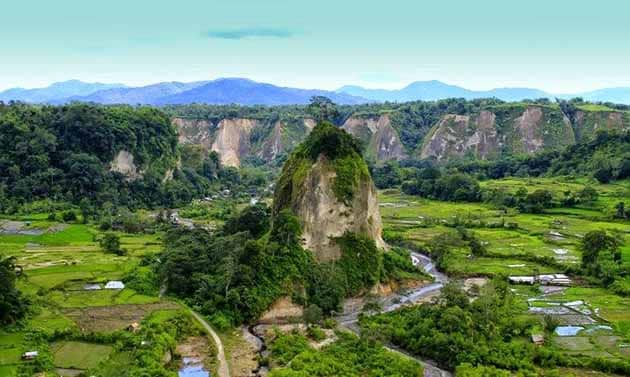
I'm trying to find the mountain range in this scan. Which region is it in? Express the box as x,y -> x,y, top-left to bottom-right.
2,78 -> 630,105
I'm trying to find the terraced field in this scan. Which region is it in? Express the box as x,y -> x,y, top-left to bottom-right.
379,177 -> 630,365
0,217 -> 188,377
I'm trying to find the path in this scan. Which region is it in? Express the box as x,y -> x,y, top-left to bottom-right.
190,310 -> 230,377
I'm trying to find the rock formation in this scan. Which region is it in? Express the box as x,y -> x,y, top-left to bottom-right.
273,122 -> 385,262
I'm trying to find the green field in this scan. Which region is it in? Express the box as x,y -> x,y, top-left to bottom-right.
379,177 -> 630,277
0,217 -> 180,376
51,341 -> 114,370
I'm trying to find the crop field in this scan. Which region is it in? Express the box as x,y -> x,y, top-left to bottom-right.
379,177 -> 630,364
379,177 -> 630,277
51,341 -> 114,370
0,216 -> 184,376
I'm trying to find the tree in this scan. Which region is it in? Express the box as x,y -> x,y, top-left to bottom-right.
594,167 -> 613,184
307,96 -> 339,123
614,202 -> 628,220
580,231 -> 621,282
100,233 -> 125,255
0,257 -> 29,325
303,304 -> 323,325
224,203 -> 271,238
469,236 -> 487,257
578,186 -> 598,204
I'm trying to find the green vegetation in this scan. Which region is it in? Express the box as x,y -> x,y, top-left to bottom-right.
0,257 -> 29,325
268,331 -> 423,377
274,122 -> 367,209
51,341 -> 113,369
361,280 -> 630,375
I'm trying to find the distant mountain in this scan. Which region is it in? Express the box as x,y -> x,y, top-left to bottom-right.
4,78 -> 630,106
154,78 -> 366,105
578,87 -> 630,105
65,81 -> 209,105
0,80 -> 126,103
337,81 -> 551,102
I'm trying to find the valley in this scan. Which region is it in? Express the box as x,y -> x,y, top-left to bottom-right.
0,98 -> 628,377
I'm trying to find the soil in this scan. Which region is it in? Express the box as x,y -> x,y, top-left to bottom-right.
63,302 -> 179,332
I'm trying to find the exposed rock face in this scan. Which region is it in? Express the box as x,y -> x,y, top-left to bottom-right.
171,117 -> 215,148
274,123 -> 386,263
293,155 -> 385,261
303,118 -> 317,131
421,106 -> 580,160
342,114 -> 407,162
421,111 -> 499,160
110,150 -> 140,180
211,118 -> 258,167
514,107 -> 546,154
259,296 -> 304,324
259,121 -> 285,161
572,110 -> 629,141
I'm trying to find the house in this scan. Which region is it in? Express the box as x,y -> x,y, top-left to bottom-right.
22,351 -> 38,360
531,334 -> 544,346
105,281 -> 125,290
83,283 -> 102,291
508,276 -> 536,285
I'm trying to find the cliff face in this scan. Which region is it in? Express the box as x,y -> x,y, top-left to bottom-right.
171,117 -> 215,148
273,123 -> 385,262
210,118 -> 259,167
342,114 -> 407,162
420,106 -> 578,160
110,150 -> 141,180
420,111 -> 499,160
172,117 -> 315,167
258,119 -> 315,161
572,110 -> 630,141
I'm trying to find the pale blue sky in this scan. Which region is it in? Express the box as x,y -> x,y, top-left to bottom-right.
2,0 -> 630,92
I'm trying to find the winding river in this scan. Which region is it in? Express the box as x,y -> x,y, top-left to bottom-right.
243,250 -> 453,377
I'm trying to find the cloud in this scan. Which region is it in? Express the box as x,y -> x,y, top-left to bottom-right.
206,27 -> 295,40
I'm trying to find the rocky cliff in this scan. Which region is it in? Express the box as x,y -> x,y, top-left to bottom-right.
171,117 -> 215,148
273,123 -> 385,262
572,109 -> 630,141
342,114 -> 407,162
418,105 -> 622,160
172,117 -> 315,167
210,118 -> 259,167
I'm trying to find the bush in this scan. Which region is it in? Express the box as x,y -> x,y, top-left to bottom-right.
62,210 -> 77,222
99,233 -> 125,256
306,325 -> 326,341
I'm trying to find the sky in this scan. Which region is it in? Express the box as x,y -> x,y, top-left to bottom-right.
1,0 -> 630,92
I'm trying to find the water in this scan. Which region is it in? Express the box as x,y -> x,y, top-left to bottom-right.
555,326 -> 584,336
179,357 -> 210,377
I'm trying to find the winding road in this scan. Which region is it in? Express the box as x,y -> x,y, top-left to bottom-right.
190,310 -> 231,377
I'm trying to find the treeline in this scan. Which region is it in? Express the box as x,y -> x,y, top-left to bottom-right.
0,102 -> 271,213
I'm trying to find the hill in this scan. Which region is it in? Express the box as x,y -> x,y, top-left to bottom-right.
0,80 -> 126,103
273,122 -> 386,261
337,81 -> 551,102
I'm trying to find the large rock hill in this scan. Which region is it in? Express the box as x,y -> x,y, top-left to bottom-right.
272,122 -> 385,261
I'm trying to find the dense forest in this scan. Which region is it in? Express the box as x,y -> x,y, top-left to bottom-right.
0,102 -> 272,214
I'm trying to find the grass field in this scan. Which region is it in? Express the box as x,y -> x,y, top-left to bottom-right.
51,341 -> 114,369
